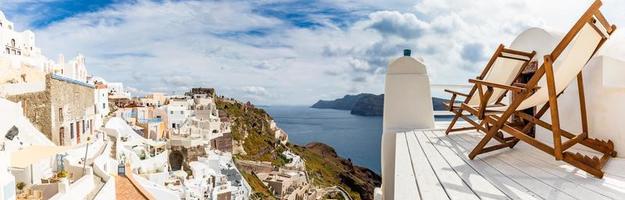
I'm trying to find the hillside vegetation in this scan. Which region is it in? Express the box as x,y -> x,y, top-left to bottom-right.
216,98 -> 381,200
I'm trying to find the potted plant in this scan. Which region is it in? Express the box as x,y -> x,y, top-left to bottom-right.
57,170 -> 69,178
56,170 -> 69,183
16,182 -> 25,191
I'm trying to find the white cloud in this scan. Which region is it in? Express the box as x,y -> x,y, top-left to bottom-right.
365,11 -> 430,39
241,86 -> 270,97
3,0 -> 625,105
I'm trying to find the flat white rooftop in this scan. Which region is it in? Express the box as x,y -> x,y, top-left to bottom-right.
394,123 -> 625,200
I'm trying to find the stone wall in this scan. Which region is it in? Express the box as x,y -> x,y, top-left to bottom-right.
48,74 -> 96,145
7,74 -> 96,145
235,160 -> 274,174
211,133 -> 233,153
169,145 -> 206,172
6,90 -> 52,139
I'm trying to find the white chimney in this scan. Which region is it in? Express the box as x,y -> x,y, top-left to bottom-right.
380,49 -> 434,200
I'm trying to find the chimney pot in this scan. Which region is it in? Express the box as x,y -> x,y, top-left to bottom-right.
403,49 -> 411,56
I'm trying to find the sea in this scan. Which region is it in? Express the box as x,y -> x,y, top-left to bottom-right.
263,106 -> 455,175
263,106 -> 383,174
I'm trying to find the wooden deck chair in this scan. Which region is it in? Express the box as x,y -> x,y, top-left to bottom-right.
464,0 -> 617,178
444,45 -> 536,135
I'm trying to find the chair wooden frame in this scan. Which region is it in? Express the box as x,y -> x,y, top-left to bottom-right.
444,45 -> 536,136
465,0 -> 617,178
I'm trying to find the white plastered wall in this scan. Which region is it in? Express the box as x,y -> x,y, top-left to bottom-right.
381,55 -> 434,200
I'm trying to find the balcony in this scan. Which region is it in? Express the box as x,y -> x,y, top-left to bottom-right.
392,122 -> 625,200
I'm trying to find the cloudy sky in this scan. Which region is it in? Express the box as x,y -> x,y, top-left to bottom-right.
1,0 -> 625,105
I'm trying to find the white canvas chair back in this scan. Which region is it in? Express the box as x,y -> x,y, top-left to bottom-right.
492,20 -> 608,111
466,54 -> 528,105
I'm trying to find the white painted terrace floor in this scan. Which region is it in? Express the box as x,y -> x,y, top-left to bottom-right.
394,122 -> 625,200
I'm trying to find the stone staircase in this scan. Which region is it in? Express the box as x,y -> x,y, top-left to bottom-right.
110,136 -> 117,159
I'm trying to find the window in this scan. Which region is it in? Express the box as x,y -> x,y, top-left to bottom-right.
70,123 -> 74,139
82,120 -> 85,133
180,111 -> 183,115
10,39 -> 15,47
59,127 -> 65,146
170,111 -> 173,115
102,103 -> 106,109
172,123 -> 176,128
58,108 -> 63,122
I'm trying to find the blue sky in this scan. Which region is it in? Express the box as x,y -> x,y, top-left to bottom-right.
2,0 -> 625,105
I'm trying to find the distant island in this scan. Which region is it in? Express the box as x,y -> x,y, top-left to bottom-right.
311,93 -> 449,116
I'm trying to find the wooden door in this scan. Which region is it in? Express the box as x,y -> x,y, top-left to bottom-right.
59,127 -> 65,146
76,121 -> 81,143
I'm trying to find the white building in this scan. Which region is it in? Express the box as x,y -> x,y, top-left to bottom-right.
269,120 -> 288,144
282,150 -> 304,170
0,151 -> 16,200
186,152 -> 251,200
0,11 -> 89,85
0,11 -> 37,56
166,98 -> 193,131
107,82 -> 131,99
184,96 -> 222,137
1,98 -> 115,200
49,54 -> 89,83
0,11 -> 53,86
90,77 -> 110,129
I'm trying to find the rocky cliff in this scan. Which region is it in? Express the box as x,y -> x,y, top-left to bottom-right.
292,142 -> 381,200
311,93 -> 371,110
312,93 -> 450,116
216,98 -> 381,200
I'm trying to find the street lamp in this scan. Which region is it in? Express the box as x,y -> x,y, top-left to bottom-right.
83,135 -> 92,174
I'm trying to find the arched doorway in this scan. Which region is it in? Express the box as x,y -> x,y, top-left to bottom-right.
169,151 -> 184,171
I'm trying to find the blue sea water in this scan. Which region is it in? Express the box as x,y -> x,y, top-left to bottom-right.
263,106 -> 454,175
262,106 -> 383,174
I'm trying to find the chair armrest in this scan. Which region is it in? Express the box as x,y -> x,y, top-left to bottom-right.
444,89 -> 468,111
469,79 -> 526,92
513,83 -> 540,90
444,89 -> 469,97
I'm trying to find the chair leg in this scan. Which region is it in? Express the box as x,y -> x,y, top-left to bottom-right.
562,152 -> 605,178
469,126 -> 499,160
544,55 -> 563,160
445,111 -> 462,135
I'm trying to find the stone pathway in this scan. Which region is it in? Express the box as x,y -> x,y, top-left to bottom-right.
115,175 -> 148,200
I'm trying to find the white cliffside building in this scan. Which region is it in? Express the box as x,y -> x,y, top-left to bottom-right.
166,98 -> 193,132
0,151 -> 16,200
0,11 -> 89,85
107,82 -> 132,99
0,11 -> 51,87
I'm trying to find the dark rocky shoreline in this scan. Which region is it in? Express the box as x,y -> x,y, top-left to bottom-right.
312,93 -> 449,116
